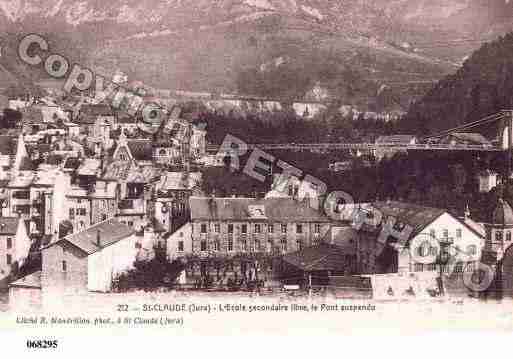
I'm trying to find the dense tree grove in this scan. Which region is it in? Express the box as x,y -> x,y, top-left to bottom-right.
201,148 -> 509,221
190,105 -> 401,145
406,32 -> 513,136
113,249 -> 184,291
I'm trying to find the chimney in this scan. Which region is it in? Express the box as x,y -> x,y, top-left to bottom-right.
464,203 -> 471,220
252,185 -> 259,199
144,226 -> 154,247
208,190 -> 217,215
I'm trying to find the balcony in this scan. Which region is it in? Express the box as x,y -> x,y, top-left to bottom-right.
439,236 -> 454,246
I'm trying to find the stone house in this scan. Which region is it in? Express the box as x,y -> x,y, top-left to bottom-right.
189,197 -> 332,256
9,219 -> 145,309
40,219 -> 140,296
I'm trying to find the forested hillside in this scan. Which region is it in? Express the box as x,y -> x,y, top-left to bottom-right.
406,32 -> 513,136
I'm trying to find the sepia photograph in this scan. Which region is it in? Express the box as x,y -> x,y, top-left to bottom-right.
0,0 -> 513,355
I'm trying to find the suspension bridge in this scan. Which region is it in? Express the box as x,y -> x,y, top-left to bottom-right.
207,110 -> 513,153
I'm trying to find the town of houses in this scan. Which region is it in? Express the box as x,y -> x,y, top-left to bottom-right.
1,88 -> 513,309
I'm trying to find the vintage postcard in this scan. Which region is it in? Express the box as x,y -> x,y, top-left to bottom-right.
1,0 -> 513,355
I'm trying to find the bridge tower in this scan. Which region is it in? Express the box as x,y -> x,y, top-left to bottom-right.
500,110 -> 513,178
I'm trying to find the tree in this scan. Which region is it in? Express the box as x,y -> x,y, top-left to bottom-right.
114,249 -> 185,292
1,108 -> 21,128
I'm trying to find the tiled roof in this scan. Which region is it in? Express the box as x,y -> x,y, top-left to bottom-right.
118,116 -> 138,124
104,161 -> 161,183
50,218 -> 135,255
33,167 -> 60,186
282,243 -> 351,271
371,201 -> 446,242
9,271 -> 41,289
80,104 -> 114,117
63,157 -> 82,170
77,158 -> 101,176
8,172 -> 35,188
103,161 -> 131,180
462,217 -> 486,237
158,172 -> 202,191
190,197 -> 331,222
21,107 -> 44,124
127,140 -> 153,161
0,217 -> 19,234
76,104 -> 114,125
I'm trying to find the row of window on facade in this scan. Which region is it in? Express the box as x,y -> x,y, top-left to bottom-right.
413,262 -> 477,273
494,231 -> 513,242
12,190 -> 30,200
199,223 -> 322,235
416,244 -> 478,256
429,228 -> 463,239
178,237 -> 307,253
69,208 -> 87,217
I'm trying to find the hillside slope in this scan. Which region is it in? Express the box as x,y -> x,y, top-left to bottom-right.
0,1 -> 512,109
406,32 -> 513,136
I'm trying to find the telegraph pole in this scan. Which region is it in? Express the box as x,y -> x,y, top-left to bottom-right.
509,110 -> 513,180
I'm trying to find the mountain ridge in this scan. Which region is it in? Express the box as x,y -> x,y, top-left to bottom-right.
0,1 -> 512,111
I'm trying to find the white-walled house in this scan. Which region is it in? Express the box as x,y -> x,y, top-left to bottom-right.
354,201 -> 485,275
40,218 -> 141,294
0,217 -> 31,280
166,222 -> 193,260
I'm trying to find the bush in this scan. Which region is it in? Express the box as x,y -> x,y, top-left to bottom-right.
113,251 -> 185,292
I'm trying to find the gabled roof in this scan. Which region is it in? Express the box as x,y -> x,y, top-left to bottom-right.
9,271 -> 41,289
77,104 -> 114,125
103,161 -> 132,180
371,201 -> 446,241
127,140 -> 153,161
118,116 -> 138,124
282,243 -> 351,271
158,172 -> 202,191
48,218 -> 135,256
63,157 -> 82,170
0,217 -> 19,235
103,161 -> 161,183
77,158 -> 101,177
190,197 -> 331,222
80,104 -> 114,117
20,107 -> 44,124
